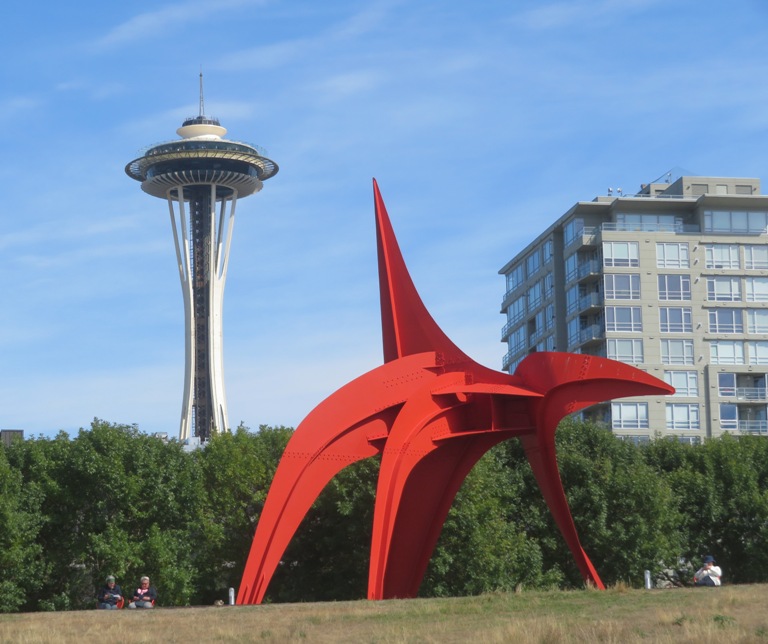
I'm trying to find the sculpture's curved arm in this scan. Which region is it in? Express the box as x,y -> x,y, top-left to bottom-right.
237,352 -> 444,604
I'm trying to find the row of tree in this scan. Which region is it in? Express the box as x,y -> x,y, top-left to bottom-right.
1,419 -> 767,612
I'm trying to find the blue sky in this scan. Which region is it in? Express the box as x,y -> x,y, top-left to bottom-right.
2,0 -> 767,438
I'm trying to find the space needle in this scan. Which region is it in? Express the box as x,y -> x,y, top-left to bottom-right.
126,76 -> 278,441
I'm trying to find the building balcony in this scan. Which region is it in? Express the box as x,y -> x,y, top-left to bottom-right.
732,420 -> 768,435
565,226 -> 600,250
719,387 -> 768,401
600,222 -> 700,234
579,324 -> 605,345
565,259 -> 602,285
578,292 -> 603,313
501,318 -> 519,342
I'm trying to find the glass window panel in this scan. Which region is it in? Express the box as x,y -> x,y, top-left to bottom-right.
664,371 -> 699,397
605,306 -> 642,332
747,309 -> 768,333
745,245 -> 768,270
746,277 -> 768,302
607,338 -> 644,363
748,341 -> 768,365
658,274 -> 691,300
660,307 -> 692,333
666,404 -> 700,430
661,339 -> 694,365
710,341 -> 745,365
705,244 -> 740,269
707,277 -> 741,302
656,243 -> 689,268
611,402 -> 649,429
708,309 -> 743,333
604,274 -> 641,299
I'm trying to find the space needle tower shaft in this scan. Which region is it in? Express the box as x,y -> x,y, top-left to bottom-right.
126,76 -> 278,441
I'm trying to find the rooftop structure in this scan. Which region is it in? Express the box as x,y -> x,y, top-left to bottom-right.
499,174 -> 768,442
126,76 -> 278,441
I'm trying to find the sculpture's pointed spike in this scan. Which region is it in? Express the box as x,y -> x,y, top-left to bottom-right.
373,179 -> 468,363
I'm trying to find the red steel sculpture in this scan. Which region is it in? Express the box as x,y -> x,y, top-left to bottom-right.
237,180 -> 674,604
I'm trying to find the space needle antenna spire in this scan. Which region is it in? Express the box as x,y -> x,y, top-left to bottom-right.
199,69 -> 205,117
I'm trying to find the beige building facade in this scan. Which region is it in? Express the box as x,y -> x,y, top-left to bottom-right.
499,175 -> 768,442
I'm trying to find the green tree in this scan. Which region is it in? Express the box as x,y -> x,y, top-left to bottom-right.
0,446 -> 45,612
196,424 -> 293,603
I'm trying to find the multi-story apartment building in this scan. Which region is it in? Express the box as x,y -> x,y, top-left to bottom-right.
499,175 -> 768,442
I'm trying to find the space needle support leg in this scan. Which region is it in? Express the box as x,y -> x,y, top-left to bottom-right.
209,184 -> 232,434
167,188 -> 195,441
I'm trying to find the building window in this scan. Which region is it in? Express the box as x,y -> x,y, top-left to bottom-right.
659,307 -> 692,333
747,309 -> 768,333
708,309 -> 743,334
506,264 -> 525,291
747,341 -> 768,365
509,327 -> 526,355
564,218 -> 584,246
605,306 -> 642,332
526,250 -> 541,277
666,404 -> 700,430
616,213 -> 678,231
658,274 -> 691,300
745,277 -> 768,302
543,239 -> 553,263
705,244 -> 740,269
526,281 -> 543,310
545,304 -> 555,330
508,295 -> 526,325
611,402 -> 649,429
603,241 -> 639,267
744,245 -> 768,270
565,254 -> 578,282
661,339 -> 694,365
664,371 -> 699,397
543,272 -> 554,299
567,318 -> 580,346
704,210 -> 768,234
707,276 -> 741,302
710,340 -> 744,364
656,242 -> 689,268
718,373 -> 736,397
604,274 -> 641,299
720,403 -> 738,430
607,338 -> 644,363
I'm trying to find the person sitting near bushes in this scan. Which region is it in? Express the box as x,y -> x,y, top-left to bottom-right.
97,575 -> 123,609
694,555 -> 722,587
127,576 -> 157,608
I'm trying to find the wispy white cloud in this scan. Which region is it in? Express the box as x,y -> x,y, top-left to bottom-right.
0,96 -> 42,119
91,0 -> 270,50
514,0 -> 665,30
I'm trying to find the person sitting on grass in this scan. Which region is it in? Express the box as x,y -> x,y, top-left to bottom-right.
127,576 -> 157,608
97,575 -> 123,609
693,555 -> 722,587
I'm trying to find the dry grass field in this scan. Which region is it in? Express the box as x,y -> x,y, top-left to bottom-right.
1,584 -> 766,643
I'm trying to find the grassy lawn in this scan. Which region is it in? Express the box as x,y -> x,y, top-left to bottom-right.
1,584 -> 766,643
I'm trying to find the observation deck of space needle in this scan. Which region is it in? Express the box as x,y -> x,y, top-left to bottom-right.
126,74 -> 278,442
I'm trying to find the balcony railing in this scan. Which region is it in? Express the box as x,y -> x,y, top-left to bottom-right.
565,226 -> 599,249
719,387 -> 768,401
579,324 -> 604,344
578,292 -> 603,312
601,222 -> 700,233
738,420 -> 768,434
